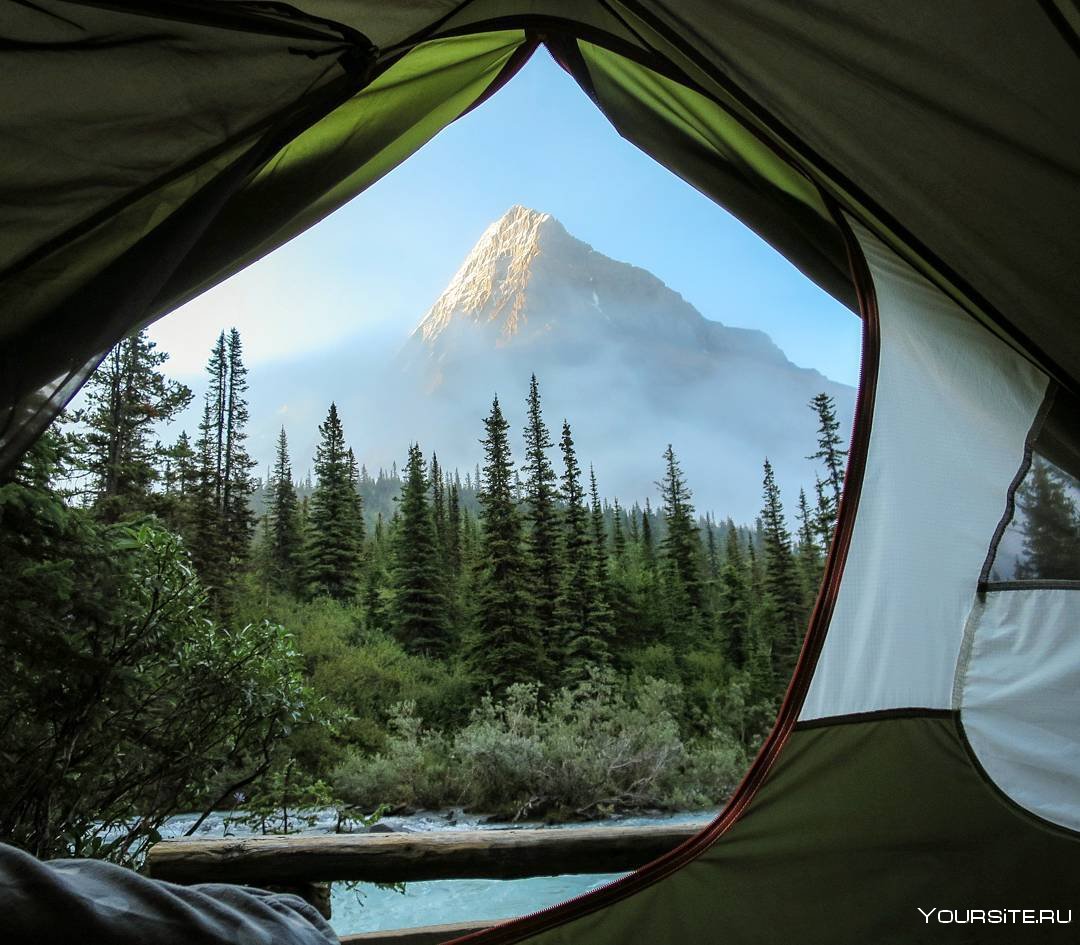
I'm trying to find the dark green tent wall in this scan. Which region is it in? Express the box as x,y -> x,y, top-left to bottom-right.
1,2 -> 1078,943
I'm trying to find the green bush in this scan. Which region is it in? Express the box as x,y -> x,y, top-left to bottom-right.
332,667 -> 742,819
0,466 -> 317,864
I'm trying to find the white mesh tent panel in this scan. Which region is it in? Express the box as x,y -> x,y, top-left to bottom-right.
957,588 -> 1080,831
799,223 -> 1048,721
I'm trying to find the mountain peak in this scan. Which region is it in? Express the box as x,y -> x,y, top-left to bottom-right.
413,206 -> 580,345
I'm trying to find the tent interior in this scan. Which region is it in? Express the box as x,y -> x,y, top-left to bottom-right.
2,2 -> 1078,943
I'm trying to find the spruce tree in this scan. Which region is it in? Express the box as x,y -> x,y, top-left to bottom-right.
74,329 -> 191,518
588,466 -> 612,588
796,487 -> 824,608
430,452 -> 447,553
521,375 -> 562,650
759,459 -> 805,678
391,444 -> 448,656
808,393 -> 848,547
555,420 -> 610,676
719,522 -> 752,667
262,428 -> 303,593
640,499 -> 656,572
611,497 -> 627,564
1015,457 -> 1080,579
469,396 -> 541,689
221,329 -> 256,568
307,403 -> 362,599
657,445 -> 703,635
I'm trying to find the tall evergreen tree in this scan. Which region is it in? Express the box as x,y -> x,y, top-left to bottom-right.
588,466 -> 610,582
306,403 -> 362,600
808,393 -> 848,547
719,522 -> 752,667
795,487 -> 824,604
657,445 -> 703,633
221,328 -> 256,567
640,499 -> 656,572
556,420 -> 610,676
391,444 -> 448,656
160,431 -> 198,536
1015,457 -> 1080,579
521,375 -> 562,648
429,452 -> 447,553
611,497 -> 627,564
469,397 -> 541,689
74,330 -> 191,517
262,428 -> 303,593
759,459 -> 804,677
447,482 -> 463,580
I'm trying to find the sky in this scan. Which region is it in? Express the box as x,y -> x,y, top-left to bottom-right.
149,48 -> 861,386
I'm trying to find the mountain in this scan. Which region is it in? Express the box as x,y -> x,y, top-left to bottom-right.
391,205 -> 854,520
221,205 -> 854,523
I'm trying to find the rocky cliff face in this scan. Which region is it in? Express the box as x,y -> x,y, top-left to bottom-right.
394,205 -> 855,520
404,205 -> 796,391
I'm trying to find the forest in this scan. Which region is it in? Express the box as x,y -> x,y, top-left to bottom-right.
1,326 -> 858,866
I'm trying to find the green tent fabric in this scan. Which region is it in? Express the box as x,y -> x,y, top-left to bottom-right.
2,3 -> 1078,943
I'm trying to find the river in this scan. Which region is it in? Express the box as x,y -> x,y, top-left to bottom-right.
159,808 -> 715,937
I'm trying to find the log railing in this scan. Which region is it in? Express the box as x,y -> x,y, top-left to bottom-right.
146,822 -> 707,944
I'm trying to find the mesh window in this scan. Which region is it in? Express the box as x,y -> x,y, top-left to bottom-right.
989,388 -> 1080,583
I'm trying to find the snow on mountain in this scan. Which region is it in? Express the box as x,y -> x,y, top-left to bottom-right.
243,206 -> 855,522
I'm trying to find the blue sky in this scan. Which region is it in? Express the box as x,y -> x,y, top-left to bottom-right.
150,48 -> 861,386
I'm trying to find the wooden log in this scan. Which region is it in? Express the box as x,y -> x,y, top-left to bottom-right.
340,920 -> 497,945
146,822 -> 705,887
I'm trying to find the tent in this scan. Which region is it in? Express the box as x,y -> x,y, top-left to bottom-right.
2,2 -> 1078,941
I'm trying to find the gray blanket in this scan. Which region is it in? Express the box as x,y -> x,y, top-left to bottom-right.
0,843 -> 338,944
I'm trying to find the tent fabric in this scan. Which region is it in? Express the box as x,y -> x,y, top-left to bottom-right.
957,588 -> 1080,832
2,3 -> 1079,943
473,715 -> 1080,945
799,222 -> 1048,721
3,2 -> 1079,474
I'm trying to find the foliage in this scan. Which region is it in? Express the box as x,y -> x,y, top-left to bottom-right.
1015,456 -> 1080,579
307,403 -> 364,599
261,427 -> 304,594
0,440 -> 316,865
333,670 -> 747,819
467,397 -> 541,689
71,329 -> 191,517
391,444 -> 449,656
6,326 -> 857,858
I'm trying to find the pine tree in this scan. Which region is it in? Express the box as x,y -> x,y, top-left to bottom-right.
74,330 -> 191,517
640,499 -> 656,572
719,522 -> 752,667
262,428 -> 303,593
391,444 -> 448,656
306,403 -> 362,599
556,420 -> 610,676
588,466 -> 611,585
795,487 -> 824,608
469,396 -> 541,689
1015,457 -> 1080,579
221,328 -> 256,568
759,459 -> 805,678
430,452 -> 447,554
808,393 -> 847,547
521,375 -> 562,650
657,445 -> 703,635
447,482 -> 463,580
704,513 -> 721,580
611,497 -> 627,564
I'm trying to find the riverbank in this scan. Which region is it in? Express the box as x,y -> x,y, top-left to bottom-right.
155,808 -> 714,936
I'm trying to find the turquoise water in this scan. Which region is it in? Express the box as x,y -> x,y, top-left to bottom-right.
327,812 -> 713,937
159,809 -> 714,937
331,872 -> 628,935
